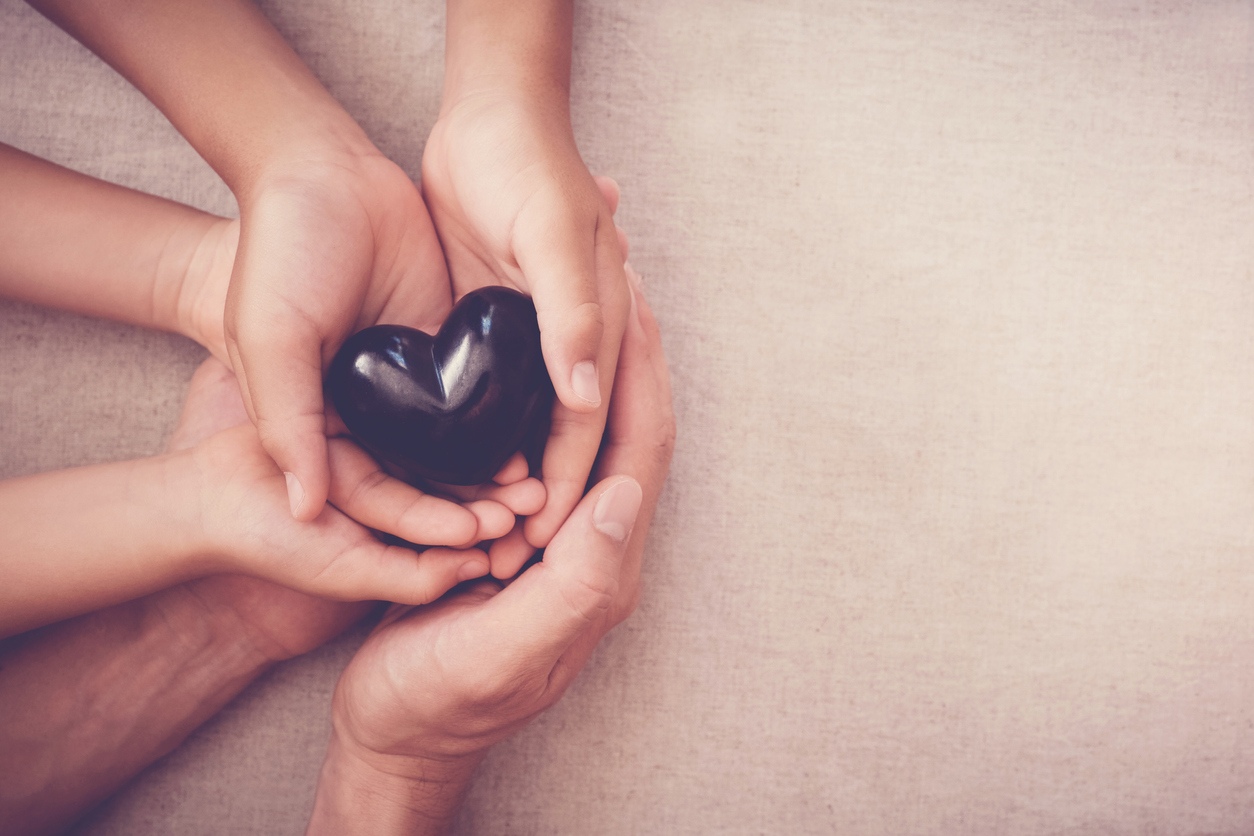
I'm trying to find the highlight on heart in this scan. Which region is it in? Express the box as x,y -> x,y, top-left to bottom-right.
326,287 -> 556,486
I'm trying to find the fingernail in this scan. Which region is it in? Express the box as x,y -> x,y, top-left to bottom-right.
593,478 -> 643,544
624,261 -> 643,290
458,560 -> 488,582
571,361 -> 601,407
284,472 -> 305,518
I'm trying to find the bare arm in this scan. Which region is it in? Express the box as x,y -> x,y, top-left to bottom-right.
0,584 -> 274,836
24,0 -> 372,198
0,142 -> 235,358
25,0 -> 460,524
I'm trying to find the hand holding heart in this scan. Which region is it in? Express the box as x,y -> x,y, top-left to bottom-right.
307,274 -> 675,835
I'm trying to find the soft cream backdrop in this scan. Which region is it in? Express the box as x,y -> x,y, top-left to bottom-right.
2,1 -> 1253,833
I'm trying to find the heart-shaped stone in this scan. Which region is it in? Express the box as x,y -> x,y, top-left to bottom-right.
326,287 -> 554,485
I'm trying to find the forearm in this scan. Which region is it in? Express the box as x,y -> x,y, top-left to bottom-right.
307,730 -> 483,836
26,0 -> 374,197
0,584 -> 272,836
0,452 -> 212,637
0,143 -> 221,336
443,0 -> 573,106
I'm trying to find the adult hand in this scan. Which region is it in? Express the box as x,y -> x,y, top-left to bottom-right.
422,0 -> 632,567
306,270 -> 673,835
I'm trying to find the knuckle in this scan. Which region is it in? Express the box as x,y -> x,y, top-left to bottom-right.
558,569 -> 618,627
347,468 -> 390,509
540,301 -> 604,352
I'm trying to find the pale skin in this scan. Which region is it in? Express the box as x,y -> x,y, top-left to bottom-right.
0,142 -> 549,639
307,267 -> 673,835
26,0 -> 630,550
424,0 -> 632,569
0,266 -> 672,836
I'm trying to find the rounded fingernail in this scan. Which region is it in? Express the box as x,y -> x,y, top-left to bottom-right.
624,261 -> 643,290
284,472 -> 305,518
458,560 -> 489,582
571,361 -> 601,407
593,478 -> 643,544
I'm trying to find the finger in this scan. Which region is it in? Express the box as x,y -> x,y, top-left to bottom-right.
522,217 -> 630,547
591,176 -> 627,259
493,452 -> 531,485
488,520 -> 537,580
592,175 -> 620,215
513,193 -> 610,413
473,476 -> 642,670
462,500 -> 517,543
616,225 -> 629,262
315,543 -> 489,605
475,479 -> 546,517
227,310 -> 331,522
431,475 -> 546,517
546,280 -> 676,687
596,278 -> 675,499
327,438 -> 480,547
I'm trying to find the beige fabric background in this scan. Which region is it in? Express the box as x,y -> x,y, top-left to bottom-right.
3,0 -> 1253,833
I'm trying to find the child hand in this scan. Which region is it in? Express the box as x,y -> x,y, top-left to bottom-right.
183,358 -> 540,606
422,94 -> 631,568
223,149 -> 459,524
167,355 -> 370,662
173,217 -> 238,366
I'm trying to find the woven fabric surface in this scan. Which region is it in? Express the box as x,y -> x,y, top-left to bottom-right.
2,1 -> 1253,833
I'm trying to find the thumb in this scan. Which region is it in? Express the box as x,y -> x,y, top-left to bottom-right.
226,321 -> 331,523
513,197 -> 609,412
477,476 -> 643,670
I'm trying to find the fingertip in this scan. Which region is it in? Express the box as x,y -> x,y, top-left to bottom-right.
536,299 -> 606,413
284,471 -> 306,518
593,175 -> 620,215
616,225 -> 629,262
569,360 -> 602,409
467,500 -> 516,541
489,522 -> 538,579
457,555 -> 491,583
414,503 -> 479,548
493,452 -> 531,485
504,478 -> 547,517
285,464 -> 329,522
591,477 -> 643,545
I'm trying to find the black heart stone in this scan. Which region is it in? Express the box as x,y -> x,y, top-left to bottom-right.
327,287 -> 554,485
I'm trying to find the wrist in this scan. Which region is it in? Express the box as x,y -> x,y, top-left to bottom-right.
171,217 -> 236,360
0,587 -> 271,834
33,0 -> 377,201
442,0 -> 572,111
308,727 -> 484,836
227,107 -> 380,206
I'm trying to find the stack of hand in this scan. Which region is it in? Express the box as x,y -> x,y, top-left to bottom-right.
0,1 -> 675,833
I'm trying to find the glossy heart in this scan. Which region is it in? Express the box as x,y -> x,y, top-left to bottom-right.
326,287 -> 554,485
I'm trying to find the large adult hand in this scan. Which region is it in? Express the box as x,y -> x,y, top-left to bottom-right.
306,271 -> 673,835
421,0 -> 632,566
